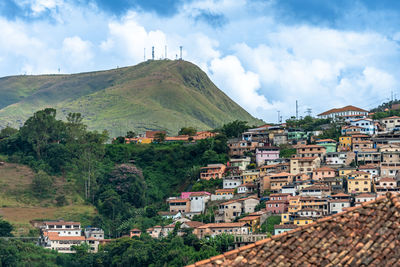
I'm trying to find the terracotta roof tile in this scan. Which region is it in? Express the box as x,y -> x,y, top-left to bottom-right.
190,193 -> 400,267
317,105 -> 368,116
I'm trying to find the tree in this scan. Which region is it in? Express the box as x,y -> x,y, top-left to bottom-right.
219,120 -> 249,138
178,127 -> 197,136
31,170 -> 53,198
19,108 -> 65,159
126,131 -> 136,138
154,132 -> 166,142
0,127 -> 18,140
0,218 -> 13,237
106,164 -> 147,208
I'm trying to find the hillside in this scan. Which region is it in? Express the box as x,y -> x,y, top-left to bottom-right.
0,60 -> 262,136
0,162 -> 96,236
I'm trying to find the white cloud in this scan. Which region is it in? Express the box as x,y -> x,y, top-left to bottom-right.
62,36 -> 93,69
209,55 -> 278,117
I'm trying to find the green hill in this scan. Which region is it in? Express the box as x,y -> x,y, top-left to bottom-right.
0,60 -> 262,136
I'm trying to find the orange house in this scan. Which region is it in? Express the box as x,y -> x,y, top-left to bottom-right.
200,164 -> 226,180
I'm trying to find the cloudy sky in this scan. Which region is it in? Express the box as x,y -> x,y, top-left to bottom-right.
1,0 -> 400,122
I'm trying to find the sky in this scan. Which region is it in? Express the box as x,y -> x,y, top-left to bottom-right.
1,0 -> 400,123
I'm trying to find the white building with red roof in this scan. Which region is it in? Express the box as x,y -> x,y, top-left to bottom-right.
317,105 -> 368,119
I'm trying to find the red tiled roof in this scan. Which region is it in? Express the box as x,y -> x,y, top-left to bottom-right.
189,193 -> 400,267
167,199 -> 189,203
238,215 -> 261,221
316,139 -> 337,143
317,105 -> 368,116
331,193 -> 350,197
314,166 -> 335,172
196,222 -> 248,229
44,221 -> 80,226
190,192 -> 209,197
382,116 -> 400,119
356,193 -> 376,198
273,224 -> 298,229
379,177 -> 396,182
183,221 -> 205,228
44,232 -> 86,241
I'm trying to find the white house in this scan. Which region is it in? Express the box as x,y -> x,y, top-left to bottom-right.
329,199 -> 351,214
38,221 -> 100,253
317,105 -> 368,119
349,118 -> 377,135
189,192 -> 210,213
325,152 -> 347,165
223,177 -> 242,189
355,193 -> 376,206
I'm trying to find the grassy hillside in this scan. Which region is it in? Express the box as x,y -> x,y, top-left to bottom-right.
0,162 -> 96,236
0,60 -> 263,136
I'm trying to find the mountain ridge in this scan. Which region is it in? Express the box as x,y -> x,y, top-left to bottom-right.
0,60 -> 263,136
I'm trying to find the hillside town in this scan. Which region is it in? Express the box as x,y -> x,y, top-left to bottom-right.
133,104 -> 400,244
16,104 -> 400,254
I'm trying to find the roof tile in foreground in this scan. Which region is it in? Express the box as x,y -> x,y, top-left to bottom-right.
188,193 -> 400,267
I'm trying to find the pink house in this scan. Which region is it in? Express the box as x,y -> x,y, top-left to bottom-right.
312,167 -> 336,181
181,191 -> 211,199
256,146 -> 280,166
269,193 -> 291,201
265,200 -> 288,214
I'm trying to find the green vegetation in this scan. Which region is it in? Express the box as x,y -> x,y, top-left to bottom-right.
286,116 -> 330,131
191,179 -> 223,193
279,144 -> 296,158
0,108 -> 244,266
217,120 -> 250,138
0,224 -> 234,266
0,108 -> 231,237
260,216 -> 281,234
0,60 -> 262,136
178,127 -> 197,136
372,109 -> 400,120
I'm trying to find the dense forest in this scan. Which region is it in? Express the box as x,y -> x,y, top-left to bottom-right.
0,108 -> 249,266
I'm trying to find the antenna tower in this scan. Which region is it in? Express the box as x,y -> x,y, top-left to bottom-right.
144,48 -> 146,61
306,108 -> 312,117
152,46 -> 155,60
277,110 -> 281,124
165,45 -> 167,59
296,100 -> 298,120
179,46 -> 183,60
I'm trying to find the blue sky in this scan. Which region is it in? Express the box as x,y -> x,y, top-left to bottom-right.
1,0 -> 400,123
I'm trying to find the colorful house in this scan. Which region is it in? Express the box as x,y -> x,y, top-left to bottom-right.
200,164 -> 226,180
346,171 -> 372,194
338,136 -> 352,151
315,139 -> 337,153
293,217 -> 313,225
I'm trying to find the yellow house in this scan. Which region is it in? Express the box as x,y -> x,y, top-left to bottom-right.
347,171 -> 372,194
238,215 -> 261,232
288,196 -> 301,213
242,170 -> 260,183
339,136 -> 352,151
281,213 -> 291,224
215,189 -> 235,196
294,217 -> 313,225
338,167 -> 356,177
